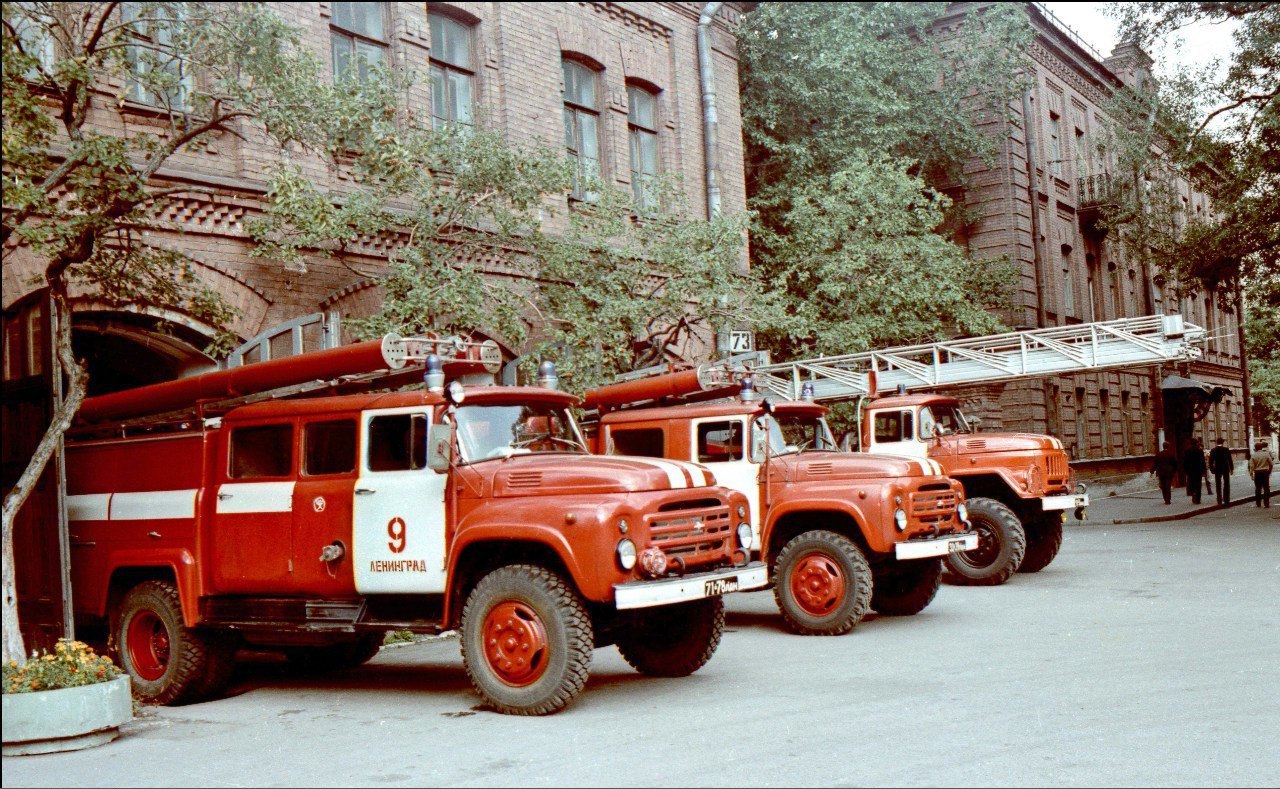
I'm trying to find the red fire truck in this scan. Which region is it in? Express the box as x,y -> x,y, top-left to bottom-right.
583,371 -> 976,635
65,335 -> 765,715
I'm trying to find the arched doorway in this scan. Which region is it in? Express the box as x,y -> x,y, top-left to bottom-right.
72,311 -> 218,397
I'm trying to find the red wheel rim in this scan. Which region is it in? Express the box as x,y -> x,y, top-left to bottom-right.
482,601 -> 549,687
126,610 -> 171,681
789,551 -> 846,617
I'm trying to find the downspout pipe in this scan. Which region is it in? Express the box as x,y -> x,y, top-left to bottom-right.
1020,87 -> 1047,329
698,2 -> 723,219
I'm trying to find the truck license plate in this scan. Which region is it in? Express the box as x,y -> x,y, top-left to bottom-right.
704,577 -> 739,596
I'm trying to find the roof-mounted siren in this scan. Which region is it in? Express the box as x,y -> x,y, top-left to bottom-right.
800,381 -> 815,402
424,355 -> 445,393
739,375 -> 760,403
537,361 -> 559,390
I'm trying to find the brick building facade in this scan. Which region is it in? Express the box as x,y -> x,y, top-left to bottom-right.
2,1 -> 749,395
934,3 -> 1250,474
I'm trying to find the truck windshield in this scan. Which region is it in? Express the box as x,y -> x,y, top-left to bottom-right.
454,404 -> 587,462
760,413 -> 837,455
919,405 -> 971,438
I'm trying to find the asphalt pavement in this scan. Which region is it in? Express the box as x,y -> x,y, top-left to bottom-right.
4,503 -> 1278,787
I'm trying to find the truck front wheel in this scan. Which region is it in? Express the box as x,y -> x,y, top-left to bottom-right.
772,530 -> 872,635
460,564 -> 593,716
114,580 -> 235,705
871,558 -> 942,616
1018,512 -> 1065,573
616,597 -> 724,677
943,497 -> 1026,586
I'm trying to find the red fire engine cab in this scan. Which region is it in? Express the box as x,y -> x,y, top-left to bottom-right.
65,335 -> 764,715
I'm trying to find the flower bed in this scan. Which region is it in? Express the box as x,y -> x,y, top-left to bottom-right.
3,641 -> 132,756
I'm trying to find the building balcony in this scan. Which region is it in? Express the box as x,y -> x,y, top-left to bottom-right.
1077,172 -> 1115,211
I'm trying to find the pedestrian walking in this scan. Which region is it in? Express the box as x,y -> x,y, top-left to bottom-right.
1183,437 -> 1207,504
1249,440 -> 1274,508
1152,440 -> 1179,505
1208,438 -> 1233,505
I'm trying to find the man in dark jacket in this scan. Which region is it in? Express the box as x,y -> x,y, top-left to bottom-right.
1208,438 -> 1233,505
1152,441 -> 1179,505
1183,437 -> 1208,504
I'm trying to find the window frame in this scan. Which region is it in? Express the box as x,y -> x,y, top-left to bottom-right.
428,10 -> 476,129
364,411 -> 431,474
330,1 -> 390,84
302,418 -> 359,477
120,1 -> 194,110
626,84 -> 661,211
696,420 -> 746,464
228,423 -> 296,481
562,57 -> 603,202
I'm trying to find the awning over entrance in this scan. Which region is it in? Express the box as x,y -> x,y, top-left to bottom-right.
1160,375 -> 1231,400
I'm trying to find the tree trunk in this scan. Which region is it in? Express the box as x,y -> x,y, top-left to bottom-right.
1,293 -> 87,665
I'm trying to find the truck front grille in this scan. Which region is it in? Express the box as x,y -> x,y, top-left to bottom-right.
910,489 -> 958,525
1047,453 -> 1070,489
648,503 -> 732,567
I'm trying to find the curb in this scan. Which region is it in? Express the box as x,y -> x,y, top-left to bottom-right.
1109,492 -> 1271,524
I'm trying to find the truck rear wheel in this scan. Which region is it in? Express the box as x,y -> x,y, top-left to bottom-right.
1019,512 -> 1065,573
871,559 -> 942,616
285,633 -> 385,673
114,580 -> 235,705
943,497 -> 1025,586
772,530 -> 872,635
460,564 -> 593,716
616,597 -> 724,677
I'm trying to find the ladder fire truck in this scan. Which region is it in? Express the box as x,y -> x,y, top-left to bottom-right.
584,314 -> 1205,591
65,334 -> 766,715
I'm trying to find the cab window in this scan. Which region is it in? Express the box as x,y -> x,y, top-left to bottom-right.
611,428 -> 665,458
304,420 -> 357,475
367,413 -> 428,471
873,410 -> 914,443
230,424 -> 294,478
697,421 -> 744,463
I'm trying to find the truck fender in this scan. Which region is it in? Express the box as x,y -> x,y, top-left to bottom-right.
763,498 -> 882,556
97,549 -> 202,627
444,525 -> 588,626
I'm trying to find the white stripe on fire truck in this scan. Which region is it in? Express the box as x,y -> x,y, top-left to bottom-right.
111,489 -> 198,521
667,459 -> 713,487
615,457 -> 687,489
214,481 -> 296,514
67,493 -> 111,522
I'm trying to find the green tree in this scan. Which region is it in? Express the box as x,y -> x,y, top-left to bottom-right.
737,2 -> 1032,359
251,81 -> 755,391
1,2 -> 332,665
1104,2 -> 1279,428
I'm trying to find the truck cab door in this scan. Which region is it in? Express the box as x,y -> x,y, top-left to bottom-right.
352,407 -> 448,594
292,418 -> 359,596
690,418 -> 762,546
865,407 -> 929,459
213,421 -> 297,593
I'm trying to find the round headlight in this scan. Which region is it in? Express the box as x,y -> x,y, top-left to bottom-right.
737,504 -> 747,519
736,522 -> 753,550
894,509 -> 908,531
617,538 -> 637,570
957,503 -> 969,523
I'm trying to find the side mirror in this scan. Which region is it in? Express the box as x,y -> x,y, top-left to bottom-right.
750,419 -> 769,464
969,416 -> 981,433
428,423 -> 455,472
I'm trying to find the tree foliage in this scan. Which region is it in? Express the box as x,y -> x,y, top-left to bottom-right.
1105,2 -> 1279,427
1,1 -> 335,665
737,2 -> 1033,358
251,76 -> 754,390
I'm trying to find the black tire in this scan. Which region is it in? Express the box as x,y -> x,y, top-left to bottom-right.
460,564 -> 593,716
113,580 -> 234,705
284,632 -> 384,673
616,597 -> 724,677
871,559 -> 943,616
772,530 -> 872,635
943,497 -> 1026,586
1019,512 -> 1065,573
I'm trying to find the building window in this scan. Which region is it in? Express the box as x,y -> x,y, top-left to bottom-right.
1140,391 -> 1151,454
429,11 -> 474,129
331,2 -> 387,82
1100,388 -> 1112,456
1048,110 -> 1063,178
10,2 -> 56,77
1120,390 -> 1133,455
627,85 -> 660,210
1074,387 -> 1087,458
562,58 -> 601,201
1061,245 -> 1074,318
121,2 -> 191,109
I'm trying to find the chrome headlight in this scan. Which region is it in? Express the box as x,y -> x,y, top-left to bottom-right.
736,522 -> 753,550
894,509 -> 908,531
616,539 -> 637,570
957,503 -> 969,523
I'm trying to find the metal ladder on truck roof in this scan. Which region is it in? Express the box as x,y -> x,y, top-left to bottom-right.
586,315 -> 1206,412
749,314 -> 1205,403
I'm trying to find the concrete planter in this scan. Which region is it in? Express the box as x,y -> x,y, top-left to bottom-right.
2,675 -> 132,756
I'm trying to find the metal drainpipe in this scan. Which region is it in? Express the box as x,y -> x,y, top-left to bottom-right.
1020,87 -> 1047,329
698,2 -> 724,220
1236,276 -> 1253,446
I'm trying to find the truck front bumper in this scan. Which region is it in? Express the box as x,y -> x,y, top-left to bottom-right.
1041,493 -> 1089,511
894,532 -> 979,561
613,562 -> 768,610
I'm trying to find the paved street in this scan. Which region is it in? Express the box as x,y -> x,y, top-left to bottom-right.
5,503 -> 1278,788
